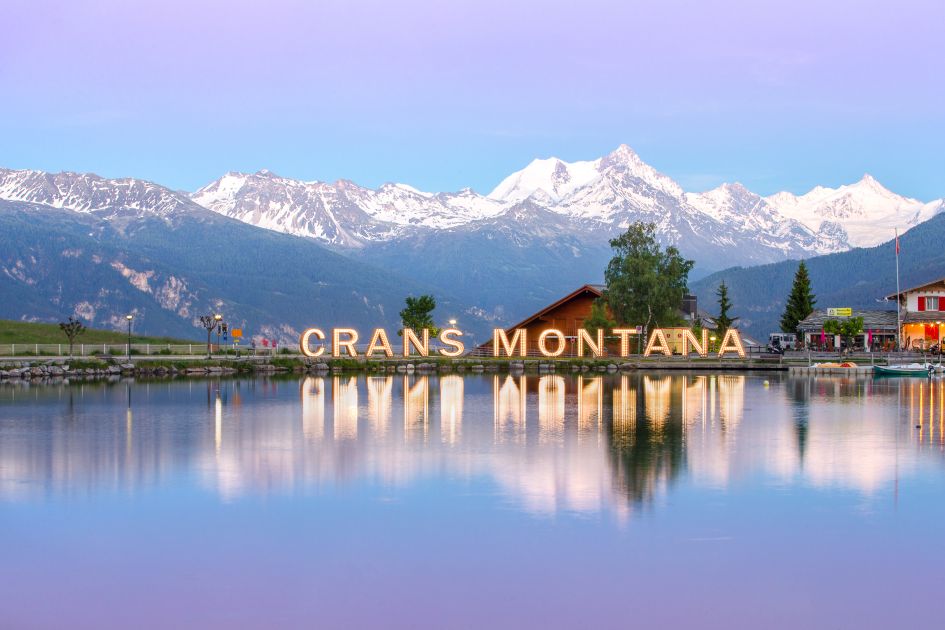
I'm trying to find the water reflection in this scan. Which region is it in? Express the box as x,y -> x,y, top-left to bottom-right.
1,374 -> 943,514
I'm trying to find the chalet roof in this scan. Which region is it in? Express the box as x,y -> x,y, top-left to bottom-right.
885,277 -> 945,300
903,311 -> 945,324
502,284 -> 604,332
797,309 -> 899,332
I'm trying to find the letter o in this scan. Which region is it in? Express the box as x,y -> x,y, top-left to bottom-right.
538,329 -> 566,357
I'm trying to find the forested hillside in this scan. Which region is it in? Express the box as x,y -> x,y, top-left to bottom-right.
690,213 -> 945,339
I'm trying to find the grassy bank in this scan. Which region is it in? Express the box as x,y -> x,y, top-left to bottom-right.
0,319 -> 195,345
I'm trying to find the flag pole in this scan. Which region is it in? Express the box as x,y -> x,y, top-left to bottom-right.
895,228 -> 901,352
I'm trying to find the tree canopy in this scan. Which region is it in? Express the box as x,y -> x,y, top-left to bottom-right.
780,261 -> 816,334
583,299 -> 616,334
399,295 -> 440,336
602,222 -> 694,329
59,316 -> 86,356
823,316 -> 863,348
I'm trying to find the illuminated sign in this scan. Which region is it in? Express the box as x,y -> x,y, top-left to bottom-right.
827,307 -> 852,317
299,327 -> 745,358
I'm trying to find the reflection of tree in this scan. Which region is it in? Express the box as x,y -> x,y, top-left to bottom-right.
606,374 -> 687,505
786,376 -> 812,468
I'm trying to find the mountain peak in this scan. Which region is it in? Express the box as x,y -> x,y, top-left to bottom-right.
487,155 -> 599,203
608,144 -> 639,160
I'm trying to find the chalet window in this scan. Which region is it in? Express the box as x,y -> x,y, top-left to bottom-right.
919,296 -> 941,312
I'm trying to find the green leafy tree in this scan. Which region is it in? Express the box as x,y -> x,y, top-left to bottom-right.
59,316 -> 86,356
603,222 -> 694,331
823,316 -> 863,349
710,281 -> 738,334
583,299 -> 616,334
780,261 -> 816,334
398,295 -> 440,336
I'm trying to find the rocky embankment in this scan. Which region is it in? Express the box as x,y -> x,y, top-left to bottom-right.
0,358 -> 638,382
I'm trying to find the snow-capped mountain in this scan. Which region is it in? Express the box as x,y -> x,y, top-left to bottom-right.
0,168 -> 198,220
764,174 -> 944,248
191,145 -> 942,267
685,183 -> 843,253
2,148 -> 942,333
0,172 -> 491,342
192,170 -> 505,247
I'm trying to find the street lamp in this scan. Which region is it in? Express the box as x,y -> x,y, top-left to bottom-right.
448,318 -> 457,327
214,314 -> 223,355
125,314 -> 133,360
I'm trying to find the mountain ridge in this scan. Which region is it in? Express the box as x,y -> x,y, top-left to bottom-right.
187,146 -> 944,266
2,150 -> 942,337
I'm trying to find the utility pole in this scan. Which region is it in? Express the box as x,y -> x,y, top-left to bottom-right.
125,314 -> 134,360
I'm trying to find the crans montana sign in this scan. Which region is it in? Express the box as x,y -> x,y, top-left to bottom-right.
299,327 -> 745,358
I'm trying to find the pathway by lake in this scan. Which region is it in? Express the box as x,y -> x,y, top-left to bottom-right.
1,373 -> 943,629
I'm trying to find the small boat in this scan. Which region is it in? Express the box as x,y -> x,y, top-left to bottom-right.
812,362 -> 858,368
874,363 -> 934,377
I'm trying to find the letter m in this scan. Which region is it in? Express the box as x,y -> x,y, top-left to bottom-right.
494,329 -> 527,357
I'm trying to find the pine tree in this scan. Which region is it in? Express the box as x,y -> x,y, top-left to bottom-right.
710,281 -> 738,334
780,261 -> 816,334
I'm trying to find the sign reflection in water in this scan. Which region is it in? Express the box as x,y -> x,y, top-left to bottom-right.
0,374 -> 943,512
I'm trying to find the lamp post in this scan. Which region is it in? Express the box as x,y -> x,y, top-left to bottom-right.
214,314 -> 223,356
125,314 -> 133,360
448,318 -> 457,327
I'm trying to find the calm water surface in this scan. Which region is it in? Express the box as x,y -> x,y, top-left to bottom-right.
1,372 -> 943,629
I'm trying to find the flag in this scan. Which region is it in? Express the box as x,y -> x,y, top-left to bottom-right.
895,229 -> 900,255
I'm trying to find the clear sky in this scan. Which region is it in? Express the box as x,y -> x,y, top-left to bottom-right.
2,0 -> 943,199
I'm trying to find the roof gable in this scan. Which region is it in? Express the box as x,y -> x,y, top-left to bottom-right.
886,277 -> 945,300
502,284 -> 604,332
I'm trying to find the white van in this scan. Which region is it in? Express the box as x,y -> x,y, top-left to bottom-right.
768,332 -> 796,350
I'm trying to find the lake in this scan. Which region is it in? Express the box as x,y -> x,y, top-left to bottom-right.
1,372 -> 943,629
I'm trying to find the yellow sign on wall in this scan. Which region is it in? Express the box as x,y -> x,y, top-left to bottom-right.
827,308 -> 852,317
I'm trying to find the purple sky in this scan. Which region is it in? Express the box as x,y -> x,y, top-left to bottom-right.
1,0 -> 943,198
